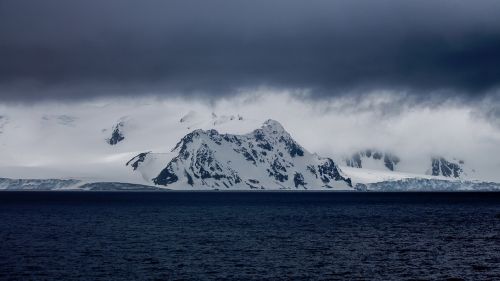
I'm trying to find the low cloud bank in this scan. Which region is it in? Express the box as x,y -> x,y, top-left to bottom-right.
0,91 -> 498,181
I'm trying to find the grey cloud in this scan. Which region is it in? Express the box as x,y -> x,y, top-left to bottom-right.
1,0 -> 500,102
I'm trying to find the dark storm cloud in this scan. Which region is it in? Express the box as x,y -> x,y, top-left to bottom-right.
1,0 -> 500,101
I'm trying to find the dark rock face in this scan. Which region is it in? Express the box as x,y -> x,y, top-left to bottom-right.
279,136 -> 304,157
245,179 -> 262,189
373,151 -> 383,160
383,153 -> 400,171
155,133 -> 242,187
107,122 -> 125,145
431,157 -> 463,178
346,149 -> 400,171
307,165 -> 317,177
268,157 -> 289,182
293,172 -> 306,188
126,152 -> 151,170
347,153 -> 362,168
318,159 -> 352,186
248,179 -> 259,184
184,170 -> 194,186
154,166 -> 179,185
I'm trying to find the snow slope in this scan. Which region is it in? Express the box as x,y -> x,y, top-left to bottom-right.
341,166 -> 439,184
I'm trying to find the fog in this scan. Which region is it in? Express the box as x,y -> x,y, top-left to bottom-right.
0,91 -> 498,182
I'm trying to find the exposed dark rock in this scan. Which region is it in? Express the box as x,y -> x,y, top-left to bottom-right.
431,157 -> 463,178
236,148 -> 256,164
318,159 -> 352,187
107,121 -> 125,145
257,142 -> 273,151
307,165 -> 317,178
294,172 -> 306,188
346,149 -> 400,171
372,151 -> 382,160
346,153 -> 362,168
279,136 -> 304,157
153,166 -> 179,185
185,170 -> 194,186
125,152 -> 151,170
157,141 -> 242,187
383,153 -> 400,171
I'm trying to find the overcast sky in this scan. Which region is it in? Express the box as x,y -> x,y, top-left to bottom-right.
1,2 -> 500,181
1,0 -> 500,103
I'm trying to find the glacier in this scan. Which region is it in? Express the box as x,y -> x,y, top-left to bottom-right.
355,178 -> 500,192
0,178 -> 160,191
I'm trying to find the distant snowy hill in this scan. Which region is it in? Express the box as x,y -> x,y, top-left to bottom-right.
127,120 -> 352,190
427,156 -> 473,178
344,150 -> 474,179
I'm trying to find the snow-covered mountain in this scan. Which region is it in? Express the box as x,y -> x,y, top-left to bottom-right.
127,120 -> 352,190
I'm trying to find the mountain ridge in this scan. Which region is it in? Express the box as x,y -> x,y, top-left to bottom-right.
128,119 -> 352,190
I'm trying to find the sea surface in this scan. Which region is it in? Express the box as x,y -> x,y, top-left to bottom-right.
0,191 -> 499,280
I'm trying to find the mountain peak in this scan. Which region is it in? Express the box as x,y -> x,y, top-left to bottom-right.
262,119 -> 285,131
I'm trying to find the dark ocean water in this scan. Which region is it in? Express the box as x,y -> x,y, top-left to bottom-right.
0,192 -> 499,281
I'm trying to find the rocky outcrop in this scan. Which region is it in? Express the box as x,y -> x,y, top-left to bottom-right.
430,157 -> 464,178
345,149 -> 400,171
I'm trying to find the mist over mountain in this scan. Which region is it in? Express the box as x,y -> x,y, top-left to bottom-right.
0,93 -> 498,187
